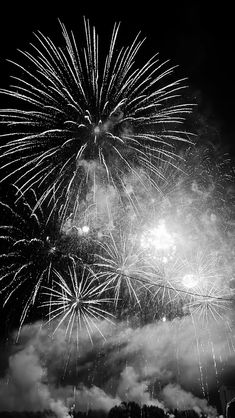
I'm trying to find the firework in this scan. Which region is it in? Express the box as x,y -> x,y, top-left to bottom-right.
175,145 -> 235,229
0,18 -> 192,221
0,185 -> 75,329
187,282 -> 231,322
177,250 -> 232,323
94,230 -> 154,309
140,218 -> 177,264
41,263 -> 114,343
0,18 -> 235,415
182,273 -> 198,289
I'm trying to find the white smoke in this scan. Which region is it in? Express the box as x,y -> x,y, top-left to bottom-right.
162,383 -> 217,417
0,314 -> 231,415
73,385 -> 121,412
117,366 -> 165,409
0,344 -> 69,418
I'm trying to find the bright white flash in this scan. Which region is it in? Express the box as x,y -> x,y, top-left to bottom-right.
74,225 -> 90,236
140,219 -> 176,254
182,273 -> 198,289
81,225 -> 90,234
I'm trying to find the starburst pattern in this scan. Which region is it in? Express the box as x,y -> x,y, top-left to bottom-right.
42,263 -> 114,343
95,230 -> 153,307
0,185 -> 75,328
0,18 -> 192,221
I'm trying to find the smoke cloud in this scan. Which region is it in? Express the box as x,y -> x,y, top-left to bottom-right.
117,366 -> 165,409
162,383 -> 217,417
0,344 -> 69,417
1,313 -> 232,416
71,385 -> 120,412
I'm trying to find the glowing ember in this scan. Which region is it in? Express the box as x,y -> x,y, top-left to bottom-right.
182,273 -> 199,289
81,225 -> 90,235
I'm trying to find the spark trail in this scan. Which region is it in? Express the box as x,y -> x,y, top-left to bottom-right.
0,18 -> 192,221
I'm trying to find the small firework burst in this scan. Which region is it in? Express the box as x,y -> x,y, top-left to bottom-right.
186,281 -> 231,323
41,263 -> 114,343
178,251 -> 232,322
146,257 -> 185,309
94,230 -> 152,308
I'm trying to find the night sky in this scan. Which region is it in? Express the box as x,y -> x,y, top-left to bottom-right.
0,2 -> 234,416
0,1 -> 234,156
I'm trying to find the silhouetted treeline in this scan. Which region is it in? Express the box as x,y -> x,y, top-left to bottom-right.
0,410 -> 108,418
0,402 -> 212,418
108,402 -> 209,418
75,410 -> 107,418
0,411 -> 57,418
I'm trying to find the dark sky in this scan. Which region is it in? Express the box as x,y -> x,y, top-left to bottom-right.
0,1 -> 234,155
0,3 -> 234,412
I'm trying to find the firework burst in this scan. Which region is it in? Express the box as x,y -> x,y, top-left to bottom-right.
187,281 -> 231,323
41,263 -> 114,343
0,18 -> 192,221
0,185 -> 75,328
178,250 -> 232,324
94,230 -> 153,308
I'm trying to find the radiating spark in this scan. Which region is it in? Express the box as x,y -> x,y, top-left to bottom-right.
0,18 -> 192,220
0,185 -> 75,330
187,281 -> 231,323
95,230 -> 152,307
41,264 -> 114,344
146,257 -> 185,309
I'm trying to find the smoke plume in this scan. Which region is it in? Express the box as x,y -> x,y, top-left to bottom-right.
1,314 -> 231,416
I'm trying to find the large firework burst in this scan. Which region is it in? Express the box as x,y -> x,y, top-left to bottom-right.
0,18 -> 192,221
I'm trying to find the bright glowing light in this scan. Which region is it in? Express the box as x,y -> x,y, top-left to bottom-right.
182,274 -> 199,289
140,219 -> 176,256
81,225 -> 90,235
94,126 -> 101,136
68,225 -> 90,236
